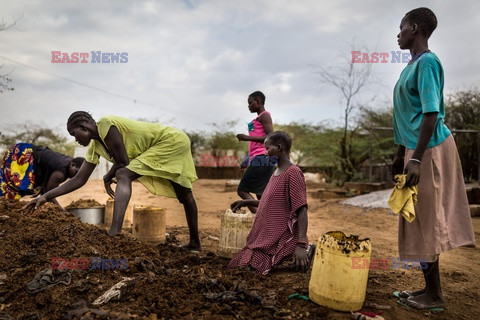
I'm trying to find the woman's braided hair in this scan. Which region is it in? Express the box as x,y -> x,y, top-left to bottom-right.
67,111 -> 95,131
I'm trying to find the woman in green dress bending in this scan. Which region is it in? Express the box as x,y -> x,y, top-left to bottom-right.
25,111 -> 201,251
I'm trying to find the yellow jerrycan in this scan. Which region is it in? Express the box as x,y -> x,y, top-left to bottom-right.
309,231 -> 371,311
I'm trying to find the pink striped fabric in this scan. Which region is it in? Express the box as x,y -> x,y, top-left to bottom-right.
228,165 -> 308,274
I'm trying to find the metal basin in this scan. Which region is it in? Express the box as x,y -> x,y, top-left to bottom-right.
66,206 -> 105,225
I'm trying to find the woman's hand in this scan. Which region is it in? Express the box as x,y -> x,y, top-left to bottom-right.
236,134 -> 249,141
22,195 -> 48,214
404,160 -> 421,187
230,200 -> 246,212
292,246 -> 309,272
103,175 -> 117,198
239,156 -> 249,170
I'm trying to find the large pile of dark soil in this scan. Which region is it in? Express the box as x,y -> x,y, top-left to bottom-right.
0,199 -> 329,319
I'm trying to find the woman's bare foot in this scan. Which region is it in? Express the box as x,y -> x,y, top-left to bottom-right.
399,293 -> 445,310
108,227 -> 121,236
180,243 -> 202,252
394,288 -> 425,299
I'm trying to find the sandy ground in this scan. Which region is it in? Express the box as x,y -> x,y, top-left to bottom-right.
51,179 -> 480,320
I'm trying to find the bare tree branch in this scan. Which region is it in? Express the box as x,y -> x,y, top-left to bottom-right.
312,40 -> 377,182
0,14 -> 21,31
0,14 -> 22,93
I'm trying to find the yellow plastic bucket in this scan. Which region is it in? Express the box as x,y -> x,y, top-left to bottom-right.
218,209 -> 255,258
309,231 -> 371,311
132,206 -> 166,243
104,199 -> 134,229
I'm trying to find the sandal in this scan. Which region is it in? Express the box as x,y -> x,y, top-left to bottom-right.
393,290 -> 413,299
393,290 -> 424,299
397,298 -> 445,311
178,243 -> 202,254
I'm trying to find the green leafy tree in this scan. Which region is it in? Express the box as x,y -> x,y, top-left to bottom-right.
355,89 -> 480,182
208,132 -> 246,157
185,131 -> 207,157
207,121 -> 247,164
444,88 -> 480,182
357,105 -> 396,164
0,122 -> 76,156
275,122 -> 340,167
445,89 -> 480,130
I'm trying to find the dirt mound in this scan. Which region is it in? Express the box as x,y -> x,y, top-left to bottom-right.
0,199 -> 328,319
65,199 -> 104,209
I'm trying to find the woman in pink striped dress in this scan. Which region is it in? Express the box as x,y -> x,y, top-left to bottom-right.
228,131 -> 313,275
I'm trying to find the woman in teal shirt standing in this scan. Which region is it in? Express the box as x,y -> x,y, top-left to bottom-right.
391,7 -> 475,310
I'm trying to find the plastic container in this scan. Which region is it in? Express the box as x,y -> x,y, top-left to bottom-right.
104,199 -> 134,229
66,207 -> 105,225
132,206 -> 166,243
309,231 -> 371,312
218,209 -> 255,258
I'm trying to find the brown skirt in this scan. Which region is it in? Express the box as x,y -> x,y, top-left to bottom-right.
399,134 -> 476,262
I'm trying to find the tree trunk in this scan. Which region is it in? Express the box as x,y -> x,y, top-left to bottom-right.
340,134 -> 355,182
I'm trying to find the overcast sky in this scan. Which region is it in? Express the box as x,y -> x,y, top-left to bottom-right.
1,0 -> 479,137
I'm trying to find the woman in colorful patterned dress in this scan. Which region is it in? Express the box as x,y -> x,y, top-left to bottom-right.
0,143 -> 83,207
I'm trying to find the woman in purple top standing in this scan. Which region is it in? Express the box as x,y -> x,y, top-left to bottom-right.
236,91 -> 276,213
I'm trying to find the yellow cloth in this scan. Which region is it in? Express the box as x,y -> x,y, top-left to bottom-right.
388,174 -> 418,223
85,116 -> 198,198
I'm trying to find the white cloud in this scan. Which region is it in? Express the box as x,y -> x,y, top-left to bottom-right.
0,0 -> 479,137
